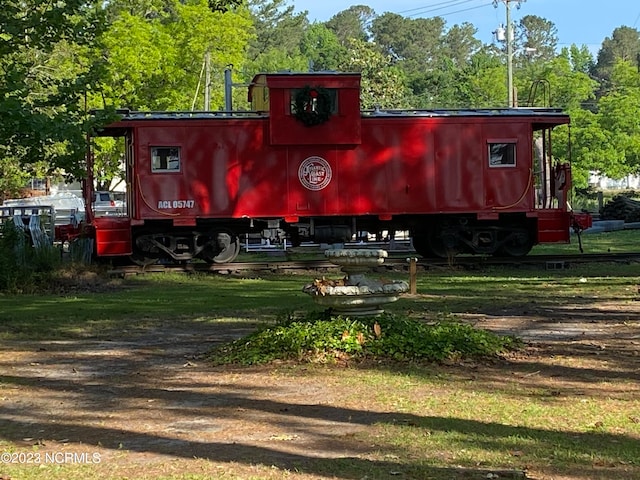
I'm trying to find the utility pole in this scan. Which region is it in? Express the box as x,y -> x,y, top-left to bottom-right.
494,0 -> 526,107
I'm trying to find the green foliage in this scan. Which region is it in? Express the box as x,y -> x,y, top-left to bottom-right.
0,0 -> 105,194
249,0 -> 307,52
558,59 -> 640,184
537,55 -> 597,109
208,312 -> 520,365
592,26 -> 640,88
456,47 -> 507,108
243,0 -> 308,76
90,0 -> 253,187
4,0 -> 639,195
98,2 -> 252,111
325,5 -> 375,45
207,0 -> 243,12
300,23 -> 346,71
338,38 -> 409,109
565,44 -> 596,75
515,14 -> 558,63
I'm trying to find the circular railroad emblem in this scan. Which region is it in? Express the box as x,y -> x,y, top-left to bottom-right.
298,156 -> 332,191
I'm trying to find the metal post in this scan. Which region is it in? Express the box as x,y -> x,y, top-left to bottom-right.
224,68 -> 233,112
204,51 -> 211,111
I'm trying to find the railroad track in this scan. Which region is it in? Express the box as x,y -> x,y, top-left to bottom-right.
109,252 -> 640,277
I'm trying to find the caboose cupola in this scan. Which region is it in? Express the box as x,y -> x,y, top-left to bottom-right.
249,72 -> 362,146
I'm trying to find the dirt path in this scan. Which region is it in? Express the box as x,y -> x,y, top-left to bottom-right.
1,299 -> 639,479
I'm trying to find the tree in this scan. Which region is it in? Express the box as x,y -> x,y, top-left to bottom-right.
300,23 -> 346,71
337,39 -> 408,109
208,0 -> 243,12
596,60 -> 640,177
425,22 -> 482,108
370,13 -> 448,105
99,13 -> 178,110
442,22 -> 482,67
325,5 -> 375,45
456,47 -> 508,108
371,13 -> 445,65
555,60 -> 640,188
246,0 -> 308,74
592,26 -> 640,89
90,0 -> 253,189
513,48 -> 596,110
98,0 -> 252,110
564,44 -> 595,75
514,15 -> 558,63
0,0 -> 105,196
553,108 -> 609,188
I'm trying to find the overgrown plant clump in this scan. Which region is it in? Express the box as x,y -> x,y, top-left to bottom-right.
0,220 -> 61,293
207,312 -> 522,366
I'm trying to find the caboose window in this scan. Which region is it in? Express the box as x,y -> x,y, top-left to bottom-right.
488,143 -> 516,167
151,147 -> 181,172
290,88 -> 338,115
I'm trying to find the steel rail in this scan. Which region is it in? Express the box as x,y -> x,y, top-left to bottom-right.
108,252 -> 640,277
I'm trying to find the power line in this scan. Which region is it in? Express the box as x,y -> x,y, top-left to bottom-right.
362,1 -> 494,26
397,0 -> 494,19
397,0 -> 480,16
415,2 -> 495,19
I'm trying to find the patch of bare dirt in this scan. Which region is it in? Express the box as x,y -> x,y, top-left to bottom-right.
39,265 -> 125,295
1,296 -> 639,479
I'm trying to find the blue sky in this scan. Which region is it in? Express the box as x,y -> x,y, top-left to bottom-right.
292,0 -> 640,55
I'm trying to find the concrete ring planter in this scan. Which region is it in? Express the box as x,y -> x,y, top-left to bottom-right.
303,249 -> 409,316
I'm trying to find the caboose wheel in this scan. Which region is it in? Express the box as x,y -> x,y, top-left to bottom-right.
201,231 -> 240,264
130,232 -> 160,266
498,230 -> 533,257
412,231 -> 457,258
427,231 -> 457,258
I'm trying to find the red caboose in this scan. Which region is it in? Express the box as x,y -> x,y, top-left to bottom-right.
87,71 -> 590,264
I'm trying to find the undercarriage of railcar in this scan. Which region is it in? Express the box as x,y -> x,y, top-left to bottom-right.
285,214 -> 537,258
289,213 -> 536,258
129,220 -> 252,266
410,214 -> 536,258
126,212 -> 538,266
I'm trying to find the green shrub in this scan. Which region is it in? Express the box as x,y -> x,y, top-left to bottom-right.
207,312 -> 521,366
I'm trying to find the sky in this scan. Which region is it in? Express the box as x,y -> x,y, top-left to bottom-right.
291,0 -> 640,55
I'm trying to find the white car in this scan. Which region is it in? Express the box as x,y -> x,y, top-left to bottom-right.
93,191 -> 125,216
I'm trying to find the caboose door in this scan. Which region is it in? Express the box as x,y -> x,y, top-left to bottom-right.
483,126 -> 533,211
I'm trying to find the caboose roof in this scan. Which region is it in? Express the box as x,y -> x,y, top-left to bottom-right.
93,103 -> 569,136
364,107 -> 569,128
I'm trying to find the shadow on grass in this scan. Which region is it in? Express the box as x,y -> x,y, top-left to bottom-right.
0,375 -> 636,480
0,270 -> 639,479
0,324 -> 639,480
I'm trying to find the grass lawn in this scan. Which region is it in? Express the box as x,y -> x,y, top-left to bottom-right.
0,248 -> 639,479
531,228 -> 640,255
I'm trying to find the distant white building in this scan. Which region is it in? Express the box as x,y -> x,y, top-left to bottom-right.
589,172 -> 640,190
